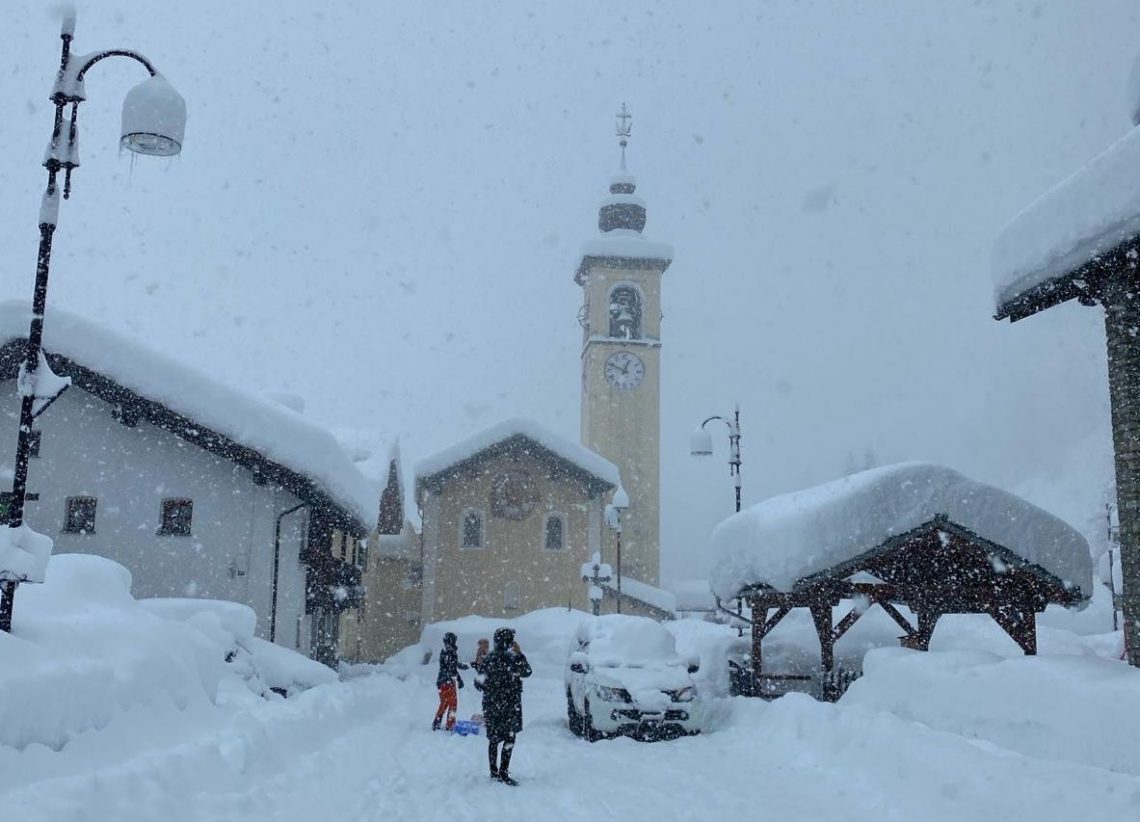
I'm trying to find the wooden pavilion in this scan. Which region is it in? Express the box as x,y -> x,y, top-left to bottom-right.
741,516 -> 1086,700
709,464 -> 1093,701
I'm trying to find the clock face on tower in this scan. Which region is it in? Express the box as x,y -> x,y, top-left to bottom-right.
604,351 -> 645,390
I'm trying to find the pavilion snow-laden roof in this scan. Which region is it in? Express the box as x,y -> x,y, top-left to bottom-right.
709,462 -> 1092,604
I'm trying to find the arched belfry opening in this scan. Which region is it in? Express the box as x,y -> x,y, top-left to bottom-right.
609,285 -> 642,339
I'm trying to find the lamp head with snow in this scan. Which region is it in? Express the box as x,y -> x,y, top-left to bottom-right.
120,75 -> 186,157
611,486 -> 629,511
689,427 -> 714,457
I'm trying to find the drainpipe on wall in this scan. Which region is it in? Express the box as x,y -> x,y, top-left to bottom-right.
270,502 -> 306,644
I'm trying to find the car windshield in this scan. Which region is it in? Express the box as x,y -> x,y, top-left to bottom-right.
585,618 -> 679,667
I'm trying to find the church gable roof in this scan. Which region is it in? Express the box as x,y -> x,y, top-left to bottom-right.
0,301 -> 376,535
415,418 -> 620,498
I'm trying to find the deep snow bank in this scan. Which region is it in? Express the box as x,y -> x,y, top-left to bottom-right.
399,608 -> 591,675
0,554 -> 333,751
844,646 -> 1140,775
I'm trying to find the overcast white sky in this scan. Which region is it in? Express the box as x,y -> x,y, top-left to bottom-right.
1,1 -> 1137,583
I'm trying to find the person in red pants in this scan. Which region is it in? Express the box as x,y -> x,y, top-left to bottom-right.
432,632 -> 468,731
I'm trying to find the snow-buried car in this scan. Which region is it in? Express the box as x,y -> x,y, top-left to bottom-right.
565,615 -> 701,741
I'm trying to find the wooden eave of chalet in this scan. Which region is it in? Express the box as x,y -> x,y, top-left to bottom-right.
994,234 -> 1140,322
416,433 -> 617,500
736,515 -> 1086,699
574,253 -> 672,286
0,341 -> 368,538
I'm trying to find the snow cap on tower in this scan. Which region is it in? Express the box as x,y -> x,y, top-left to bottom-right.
598,103 -> 648,234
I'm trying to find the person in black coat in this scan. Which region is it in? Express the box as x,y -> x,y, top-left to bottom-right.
479,627 -> 532,785
431,632 -> 468,731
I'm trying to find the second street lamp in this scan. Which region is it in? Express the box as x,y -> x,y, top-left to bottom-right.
690,405 -> 743,513
0,10 -> 187,633
691,405 -> 745,634
604,486 -> 630,614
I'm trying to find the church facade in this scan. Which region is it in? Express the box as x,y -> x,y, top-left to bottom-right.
414,420 -> 619,623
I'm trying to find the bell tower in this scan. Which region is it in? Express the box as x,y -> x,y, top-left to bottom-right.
576,104 -> 672,586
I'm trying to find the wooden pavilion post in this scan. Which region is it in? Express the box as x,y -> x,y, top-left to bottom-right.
1103,274 -> 1140,665
750,604 -> 765,697
810,604 -> 835,672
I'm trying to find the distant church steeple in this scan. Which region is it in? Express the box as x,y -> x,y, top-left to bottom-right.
598,103 -> 647,234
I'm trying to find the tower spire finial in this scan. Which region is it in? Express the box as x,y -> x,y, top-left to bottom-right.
615,102 -> 632,172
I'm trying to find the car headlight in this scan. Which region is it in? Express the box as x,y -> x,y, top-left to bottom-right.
670,687 -> 695,702
593,684 -> 632,703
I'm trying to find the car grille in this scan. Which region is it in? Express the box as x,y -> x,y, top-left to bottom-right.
611,708 -> 689,722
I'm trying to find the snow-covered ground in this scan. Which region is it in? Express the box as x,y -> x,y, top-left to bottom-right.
3,555 -> 1140,821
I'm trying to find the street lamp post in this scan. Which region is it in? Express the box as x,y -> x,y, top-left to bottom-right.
604,486 -> 630,614
0,10 -> 186,633
691,405 -> 744,633
690,405 -> 743,513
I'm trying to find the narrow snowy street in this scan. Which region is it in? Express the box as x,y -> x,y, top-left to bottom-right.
7,636 -> 1140,822
4,4 -> 1140,820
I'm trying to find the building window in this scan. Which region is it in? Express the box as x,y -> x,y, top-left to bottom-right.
28,429 -> 41,458
504,581 -> 520,611
609,285 -> 642,339
461,509 -> 484,549
543,514 -> 565,551
158,498 -> 193,536
63,496 -> 97,534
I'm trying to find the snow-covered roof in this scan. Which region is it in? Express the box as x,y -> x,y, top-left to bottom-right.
601,575 -> 677,617
709,462 -> 1093,601
374,532 -> 414,560
334,428 -> 400,490
600,193 -> 648,209
415,417 -> 620,492
993,125 -> 1140,313
0,302 -> 377,532
670,579 -> 718,612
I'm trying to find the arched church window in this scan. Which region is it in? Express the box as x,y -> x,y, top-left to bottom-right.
543,514 -> 565,551
461,509 -> 484,549
609,286 -> 642,339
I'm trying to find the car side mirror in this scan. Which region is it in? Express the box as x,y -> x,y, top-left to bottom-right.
571,662 -> 587,674
569,651 -> 589,674
687,663 -> 700,674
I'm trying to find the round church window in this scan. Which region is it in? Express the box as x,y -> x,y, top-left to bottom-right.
489,469 -> 539,520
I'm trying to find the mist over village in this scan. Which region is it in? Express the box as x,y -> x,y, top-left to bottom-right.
2,3 -> 1140,820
